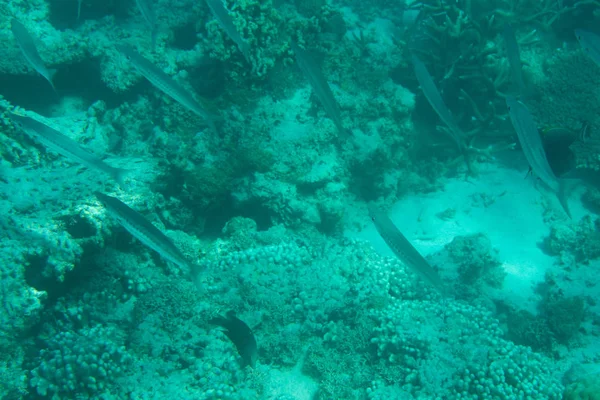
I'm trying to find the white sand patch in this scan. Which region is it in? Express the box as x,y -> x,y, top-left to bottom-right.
351,161 -> 589,312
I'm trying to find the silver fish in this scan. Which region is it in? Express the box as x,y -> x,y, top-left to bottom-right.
575,29 -> 600,67
506,96 -> 571,217
135,0 -> 158,49
11,19 -> 57,91
95,192 -> 195,272
369,206 -> 445,294
411,55 -> 470,171
502,24 -> 526,96
291,42 -> 346,136
8,113 -> 128,184
117,45 -> 216,131
205,0 -> 251,61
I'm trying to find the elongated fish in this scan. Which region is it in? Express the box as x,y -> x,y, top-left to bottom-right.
210,311 -> 258,367
411,55 -> 470,171
95,192 -> 194,272
369,206 -> 445,294
291,42 -> 346,136
11,19 -> 57,91
502,24 -> 526,96
575,29 -> 600,67
117,45 -> 216,131
135,0 -> 158,49
506,96 -> 571,217
205,0 -> 251,61
8,113 -> 128,184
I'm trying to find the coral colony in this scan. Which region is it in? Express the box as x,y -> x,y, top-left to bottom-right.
1,0 -> 600,399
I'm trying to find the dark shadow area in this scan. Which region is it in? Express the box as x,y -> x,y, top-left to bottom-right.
189,57 -> 227,99
0,74 -> 57,114
54,59 -> 146,109
1,59 -> 150,115
172,22 -> 200,50
24,254 -> 66,301
550,3 -> 600,43
202,197 -> 273,237
48,0 -> 132,31
59,214 -> 97,239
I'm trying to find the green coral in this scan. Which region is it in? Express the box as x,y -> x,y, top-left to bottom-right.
506,290 -> 585,350
542,293 -> 585,344
545,216 -> 600,264
564,374 -> 600,400
446,233 -> 505,287
506,309 -> 554,353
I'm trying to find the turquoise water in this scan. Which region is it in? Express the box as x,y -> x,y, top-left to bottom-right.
1,0 -> 600,398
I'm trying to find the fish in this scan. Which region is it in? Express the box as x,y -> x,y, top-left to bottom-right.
10,19 -> 57,92
291,42 -> 346,136
8,113 -> 129,184
204,0 -> 251,61
135,0 -> 158,49
411,55 -> 471,172
117,45 -> 216,131
95,192 -> 195,272
505,96 -> 571,217
77,0 -> 83,20
575,29 -> 600,67
369,205 -> 446,294
210,310 -> 258,367
502,24 -> 526,96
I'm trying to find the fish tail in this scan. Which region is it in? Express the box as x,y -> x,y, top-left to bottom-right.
47,69 -> 58,93
557,179 -> 572,219
460,143 -> 475,176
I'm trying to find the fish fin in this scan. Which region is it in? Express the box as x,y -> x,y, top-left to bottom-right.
557,179 -> 572,219
47,69 -> 58,94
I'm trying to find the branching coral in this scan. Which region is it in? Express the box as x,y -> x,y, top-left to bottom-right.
202,0 -> 323,83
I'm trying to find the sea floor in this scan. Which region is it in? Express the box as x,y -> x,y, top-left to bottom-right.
352,157 -> 594,312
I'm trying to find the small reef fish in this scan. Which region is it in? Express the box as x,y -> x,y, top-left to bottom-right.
575,29 -> 600,67
10,19 -> 57,91
369,206 -> 446,294
291,42 -> 346,136
204,0 -> 251,61
502,24 -> 526,96
117,45 -> 216,131
77,0 -> 83,20
8,113 -> 128,184
135,0 -> 158,49
411,55 -> 471,172
505,96 -> 571,217
210,311 -> 258,367
95,192 -> 195,272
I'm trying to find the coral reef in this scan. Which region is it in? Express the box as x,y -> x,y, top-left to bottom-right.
544,216 -> 600,265
0,0 -> 598,398
29,325 -> 131,397
564,373 -> 600,400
